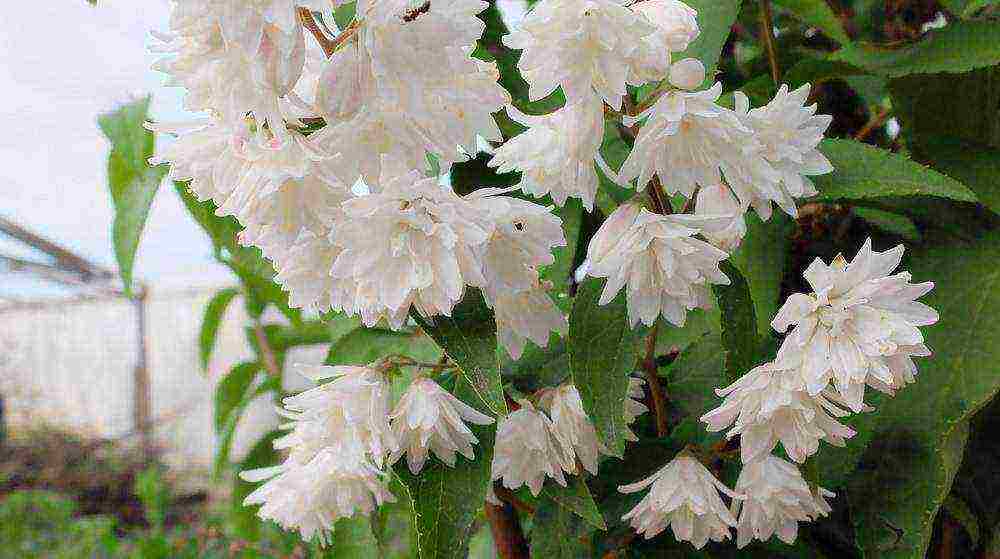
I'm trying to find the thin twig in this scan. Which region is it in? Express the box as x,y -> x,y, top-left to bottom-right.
494,486 -> 536,515
642,323 -> 670,437
759,0 -> 781,84
297,7 -> 338,57
253,323 -> 281,377
485,500 -> 530,559
854,107 -> 892,141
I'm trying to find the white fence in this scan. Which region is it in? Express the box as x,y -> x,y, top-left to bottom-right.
0,288 -> 325,484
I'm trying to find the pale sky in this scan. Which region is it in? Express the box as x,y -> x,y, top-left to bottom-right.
0,1 -> 232,297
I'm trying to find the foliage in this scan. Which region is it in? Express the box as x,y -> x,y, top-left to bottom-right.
100,0 -> 1000,557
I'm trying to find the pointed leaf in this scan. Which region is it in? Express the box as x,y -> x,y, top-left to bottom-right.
730,212 -> 793,335
200,287 -> 240,371
773,0 -> 852,45
541,476 -> 606,531
712,262 -> 761,383
568,278 -> 646,457
676,0 -> 743,89
412,290 -> 507,416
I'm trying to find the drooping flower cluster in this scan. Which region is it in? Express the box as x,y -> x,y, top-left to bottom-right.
144,0 -> 869,551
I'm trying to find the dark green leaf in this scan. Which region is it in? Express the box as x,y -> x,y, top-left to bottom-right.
412,290 -> 507,416
214,362 -> 260,433
530,495 -> 595,558
839,233 -> 1000,557
568,278 -> 646,457
98,97 -> 168,296
917,139 -> 1000,217
327,516 -> 381,558
663,332 -> 727,421
540,476 -> 606,530
889,67 -> 1000,150
731,211 -> 793,336
542,199 -> 584,310
200,287 -> 240,371
773,0 -> 852,45
812,138 -> 977,203
830,20 -> 1000,77
676,0 -> 743,89
852,207 -> 921,241
326,327 -> 441,367
394,375 -> 495,559
712,262 -> 761,384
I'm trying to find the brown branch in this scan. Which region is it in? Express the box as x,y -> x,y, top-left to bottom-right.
253,323 -> 281,377
297,7 -> 338,57
758,0 -> 781,84
485,500 -> 530,559
854,107 -> 892,141
493,486 -> 536,515
642,323 -> 670,437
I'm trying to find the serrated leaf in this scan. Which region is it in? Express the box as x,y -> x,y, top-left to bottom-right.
830,20 -> 1000,77
773,0 -> 852,45
98,97 -> 168,296
200,287 -> 240,371
530,495 -> 595,559
412,290 -> 507,416
835,233 -> 1000,558
676,0 -> 743,89
712,262 -> 761,384
730,212 -> 792,337
394,375 -> 494,559
889,67 -> 1000,150
916,139 -> 1000,217
540,476 -> 606,530
569,278 -> 646,457
812,138 -> 977,203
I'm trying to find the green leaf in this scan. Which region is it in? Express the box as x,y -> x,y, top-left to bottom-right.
542,199 -> 584,311
394,375 -> 494,559
889,67 -> 1000,150
943,495 -> 980,547
730,212 -> 793,337
654,307 -> 721,356
568,278 -> 646,457
841,233 -> 1000,557
712,262 -> 761,384
412,290 -> 507,416
830,20 -> 1000,77
327,516 -> 381,558
852,207 -> 921,241
530,494 -> 595,558
173,182 -> 242,255
199,287 -> 240,371
214,362 -> 260,433
676,0 -> 743,89
663,332 -> 727,421
326,327 -> 441,367
98,97 -> 168,296
773,0 -> 852,45
232,430 -> 283,540
916,140 -> 1000,216
540,476 -> 607,531
812,138 -> 977,203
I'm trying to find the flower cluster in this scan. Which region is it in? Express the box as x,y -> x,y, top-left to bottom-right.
143,0 -> 892,551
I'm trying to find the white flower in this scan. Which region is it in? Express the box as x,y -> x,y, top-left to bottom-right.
618,451 -> 740,547
147,118 -> 251,203
733,84 -> 834,218
537,384 -> 602,475
630,0 -> 700,83
632,0 -> 700,52
695,182 -> 747,251
771,238 -> 938,411
285,364 -> 397,466
584,202 -> 731,327
731,455 -> 834,548
493,286 -> 569,359
491,400 -> 576,496
620,83 -> 765,199
668,58 -> 707,90
623,376 -> 649,441
389,378 -> 495,474
701,362 -> 856,464
240,437 -> 395,545
505,0 -> 659,108
329,164 -> 492,322
489,96 -> 605,210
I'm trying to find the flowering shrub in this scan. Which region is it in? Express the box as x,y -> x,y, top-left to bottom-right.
99,0 -> 1000,557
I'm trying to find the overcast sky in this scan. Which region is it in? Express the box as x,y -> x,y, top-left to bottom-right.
0,1 -> 232,297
